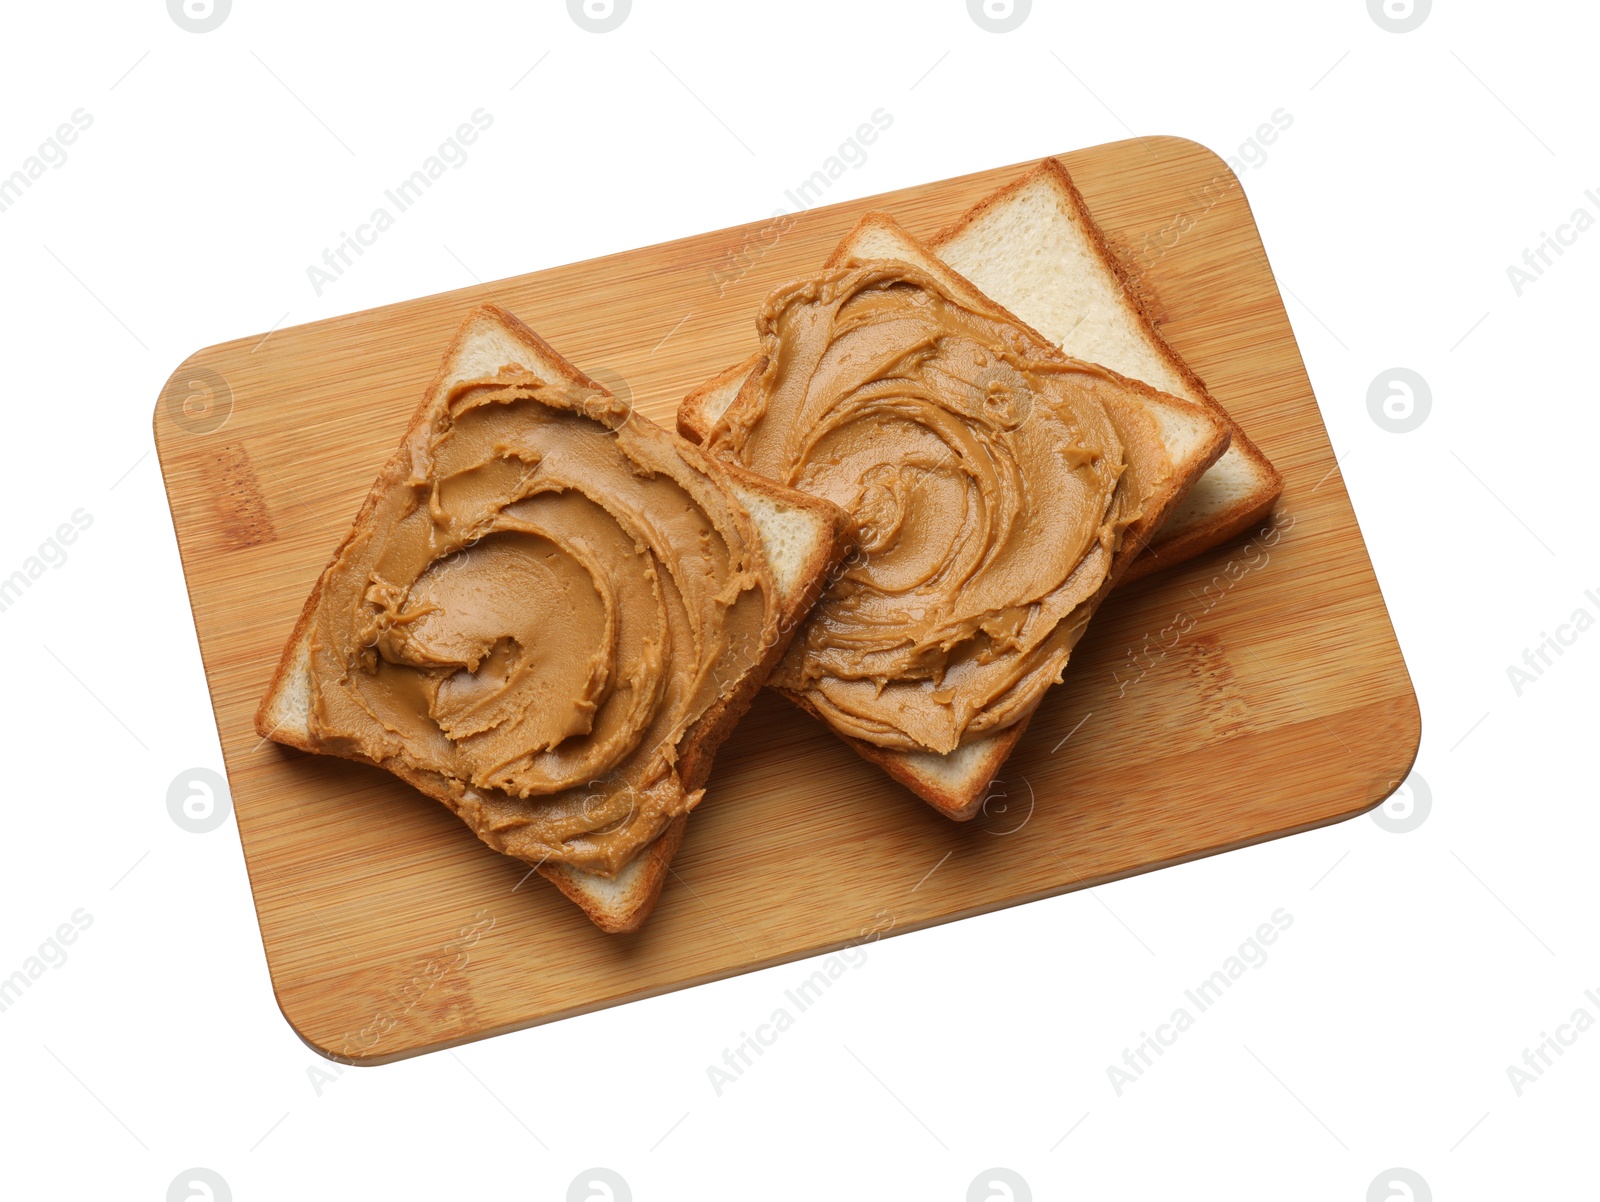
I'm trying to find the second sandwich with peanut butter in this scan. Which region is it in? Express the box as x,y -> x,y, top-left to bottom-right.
679,213 -> 1230,819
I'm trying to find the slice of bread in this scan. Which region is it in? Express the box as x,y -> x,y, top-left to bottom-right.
679,216 -> 1229,819
927,157 -> 1281,581
680,159 -> 1281,584
256,305 -> 853,932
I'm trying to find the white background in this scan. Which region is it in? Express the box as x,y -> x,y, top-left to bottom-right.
1,1 -> 1594,1198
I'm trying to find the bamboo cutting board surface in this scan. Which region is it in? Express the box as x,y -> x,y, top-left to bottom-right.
155,137 -> 1419,1065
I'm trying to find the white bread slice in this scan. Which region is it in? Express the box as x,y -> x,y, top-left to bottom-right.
927,158 -> 1281,581
256,305 -> 853,933
680,216 -> 1229,819
680,160 -> 1281,583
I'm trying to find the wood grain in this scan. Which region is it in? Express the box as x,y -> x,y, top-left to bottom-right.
154,137 -> 1420,1065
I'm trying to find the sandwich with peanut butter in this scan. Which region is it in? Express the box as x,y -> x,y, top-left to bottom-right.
256,305 -> 852,932
678,215 -> 1231,818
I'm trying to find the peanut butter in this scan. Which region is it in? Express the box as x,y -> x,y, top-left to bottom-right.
303,371 -> 779,876
706,262 -> 1144,754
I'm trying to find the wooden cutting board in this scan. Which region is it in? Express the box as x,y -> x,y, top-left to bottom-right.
155,136 -> 1419,1065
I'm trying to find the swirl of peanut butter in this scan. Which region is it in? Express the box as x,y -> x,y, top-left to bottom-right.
306,372 -> 778,875
706,262 -> 1138,754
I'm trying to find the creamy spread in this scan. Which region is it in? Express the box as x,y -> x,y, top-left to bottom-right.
304,371 -> 779,876
705,262 -> 1146,754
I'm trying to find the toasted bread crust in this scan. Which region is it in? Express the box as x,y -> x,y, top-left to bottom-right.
678,353 -> 762,445
1116,486 -> 1279,584
539,816 -> 687,934
778,687 -> 1033,821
